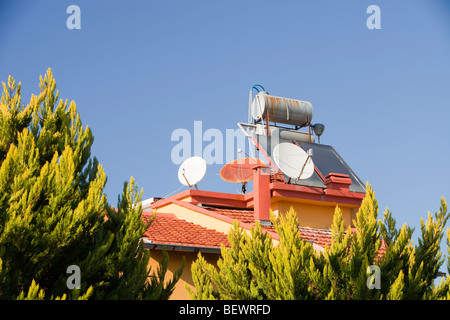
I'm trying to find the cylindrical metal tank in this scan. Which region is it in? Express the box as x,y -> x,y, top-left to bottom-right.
272,127 -> 315,143
254,124 -> 315,142
251,92 -> 313,127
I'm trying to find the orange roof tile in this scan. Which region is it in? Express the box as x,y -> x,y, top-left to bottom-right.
270,171 -> 285,183
202,207 -> 336,247
299,227 -> 332,247
203,207 -> 255,224
143,212 -> 230,248
142,208 -> 387,258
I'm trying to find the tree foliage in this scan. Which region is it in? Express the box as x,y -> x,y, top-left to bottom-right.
0,69 -> 183,299
189,184 -> 450,300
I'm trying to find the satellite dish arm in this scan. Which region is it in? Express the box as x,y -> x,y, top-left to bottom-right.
298,154 -> 312,180
181,170 -> 192,187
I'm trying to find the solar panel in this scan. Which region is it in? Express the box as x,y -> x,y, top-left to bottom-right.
252,133 -> 366,193
295,142 -> 366,193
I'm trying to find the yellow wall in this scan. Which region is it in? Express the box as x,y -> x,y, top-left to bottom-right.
148,250 -> 220,300
271,200 -> 357,229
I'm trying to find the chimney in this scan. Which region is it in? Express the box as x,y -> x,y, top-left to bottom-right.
253,165 -> 271,223
323,173 -> 352,193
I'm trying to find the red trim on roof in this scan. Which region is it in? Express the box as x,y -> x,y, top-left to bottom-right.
151,184 -> 364,213
271,182 -> 365,206
314,167 -> 326,181
151,189 -> 251,210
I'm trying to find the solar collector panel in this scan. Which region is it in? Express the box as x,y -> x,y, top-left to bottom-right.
252,133 -> 365,193
295,142 -> 366,193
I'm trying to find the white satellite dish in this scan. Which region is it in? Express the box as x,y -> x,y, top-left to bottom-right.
178,156 -> 207,189
273,142 -> 314,180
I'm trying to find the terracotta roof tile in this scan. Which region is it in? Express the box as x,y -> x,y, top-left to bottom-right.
142,207 -> 387,258
299,227 -> 332,247
202,207 -> 387,256
202,207 -> 335,248
204,207 -> 255,224
270,170 -> 285,183
143,212 -> 230,248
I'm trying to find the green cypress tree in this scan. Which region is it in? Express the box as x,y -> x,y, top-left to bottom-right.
189,210 -> 317,300
188,219 -> 272,300
256,210 -> 315,299
208,219 -> 263,299
186,253 -> 217,300
428,228 -> 450,300
313,206 -> 354,299
0,69 -> 183,299
189,182 -> 450,300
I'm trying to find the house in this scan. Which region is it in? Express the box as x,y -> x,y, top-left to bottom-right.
142,153 -> 375,299
141,89 -> 378,299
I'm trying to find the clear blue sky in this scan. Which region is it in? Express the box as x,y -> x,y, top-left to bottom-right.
1,1 -> 450,249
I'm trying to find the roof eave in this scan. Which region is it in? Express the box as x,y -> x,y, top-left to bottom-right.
143,241 -> 222,254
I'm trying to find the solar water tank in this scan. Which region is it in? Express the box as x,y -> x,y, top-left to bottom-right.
251,91 -> 313,127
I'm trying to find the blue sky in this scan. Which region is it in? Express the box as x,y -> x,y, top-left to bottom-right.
1,1 -> 450,249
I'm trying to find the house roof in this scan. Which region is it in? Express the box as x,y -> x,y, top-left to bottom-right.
142,137 -> 377,255
142,207 -> 386,256
202,206 -> 386,256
